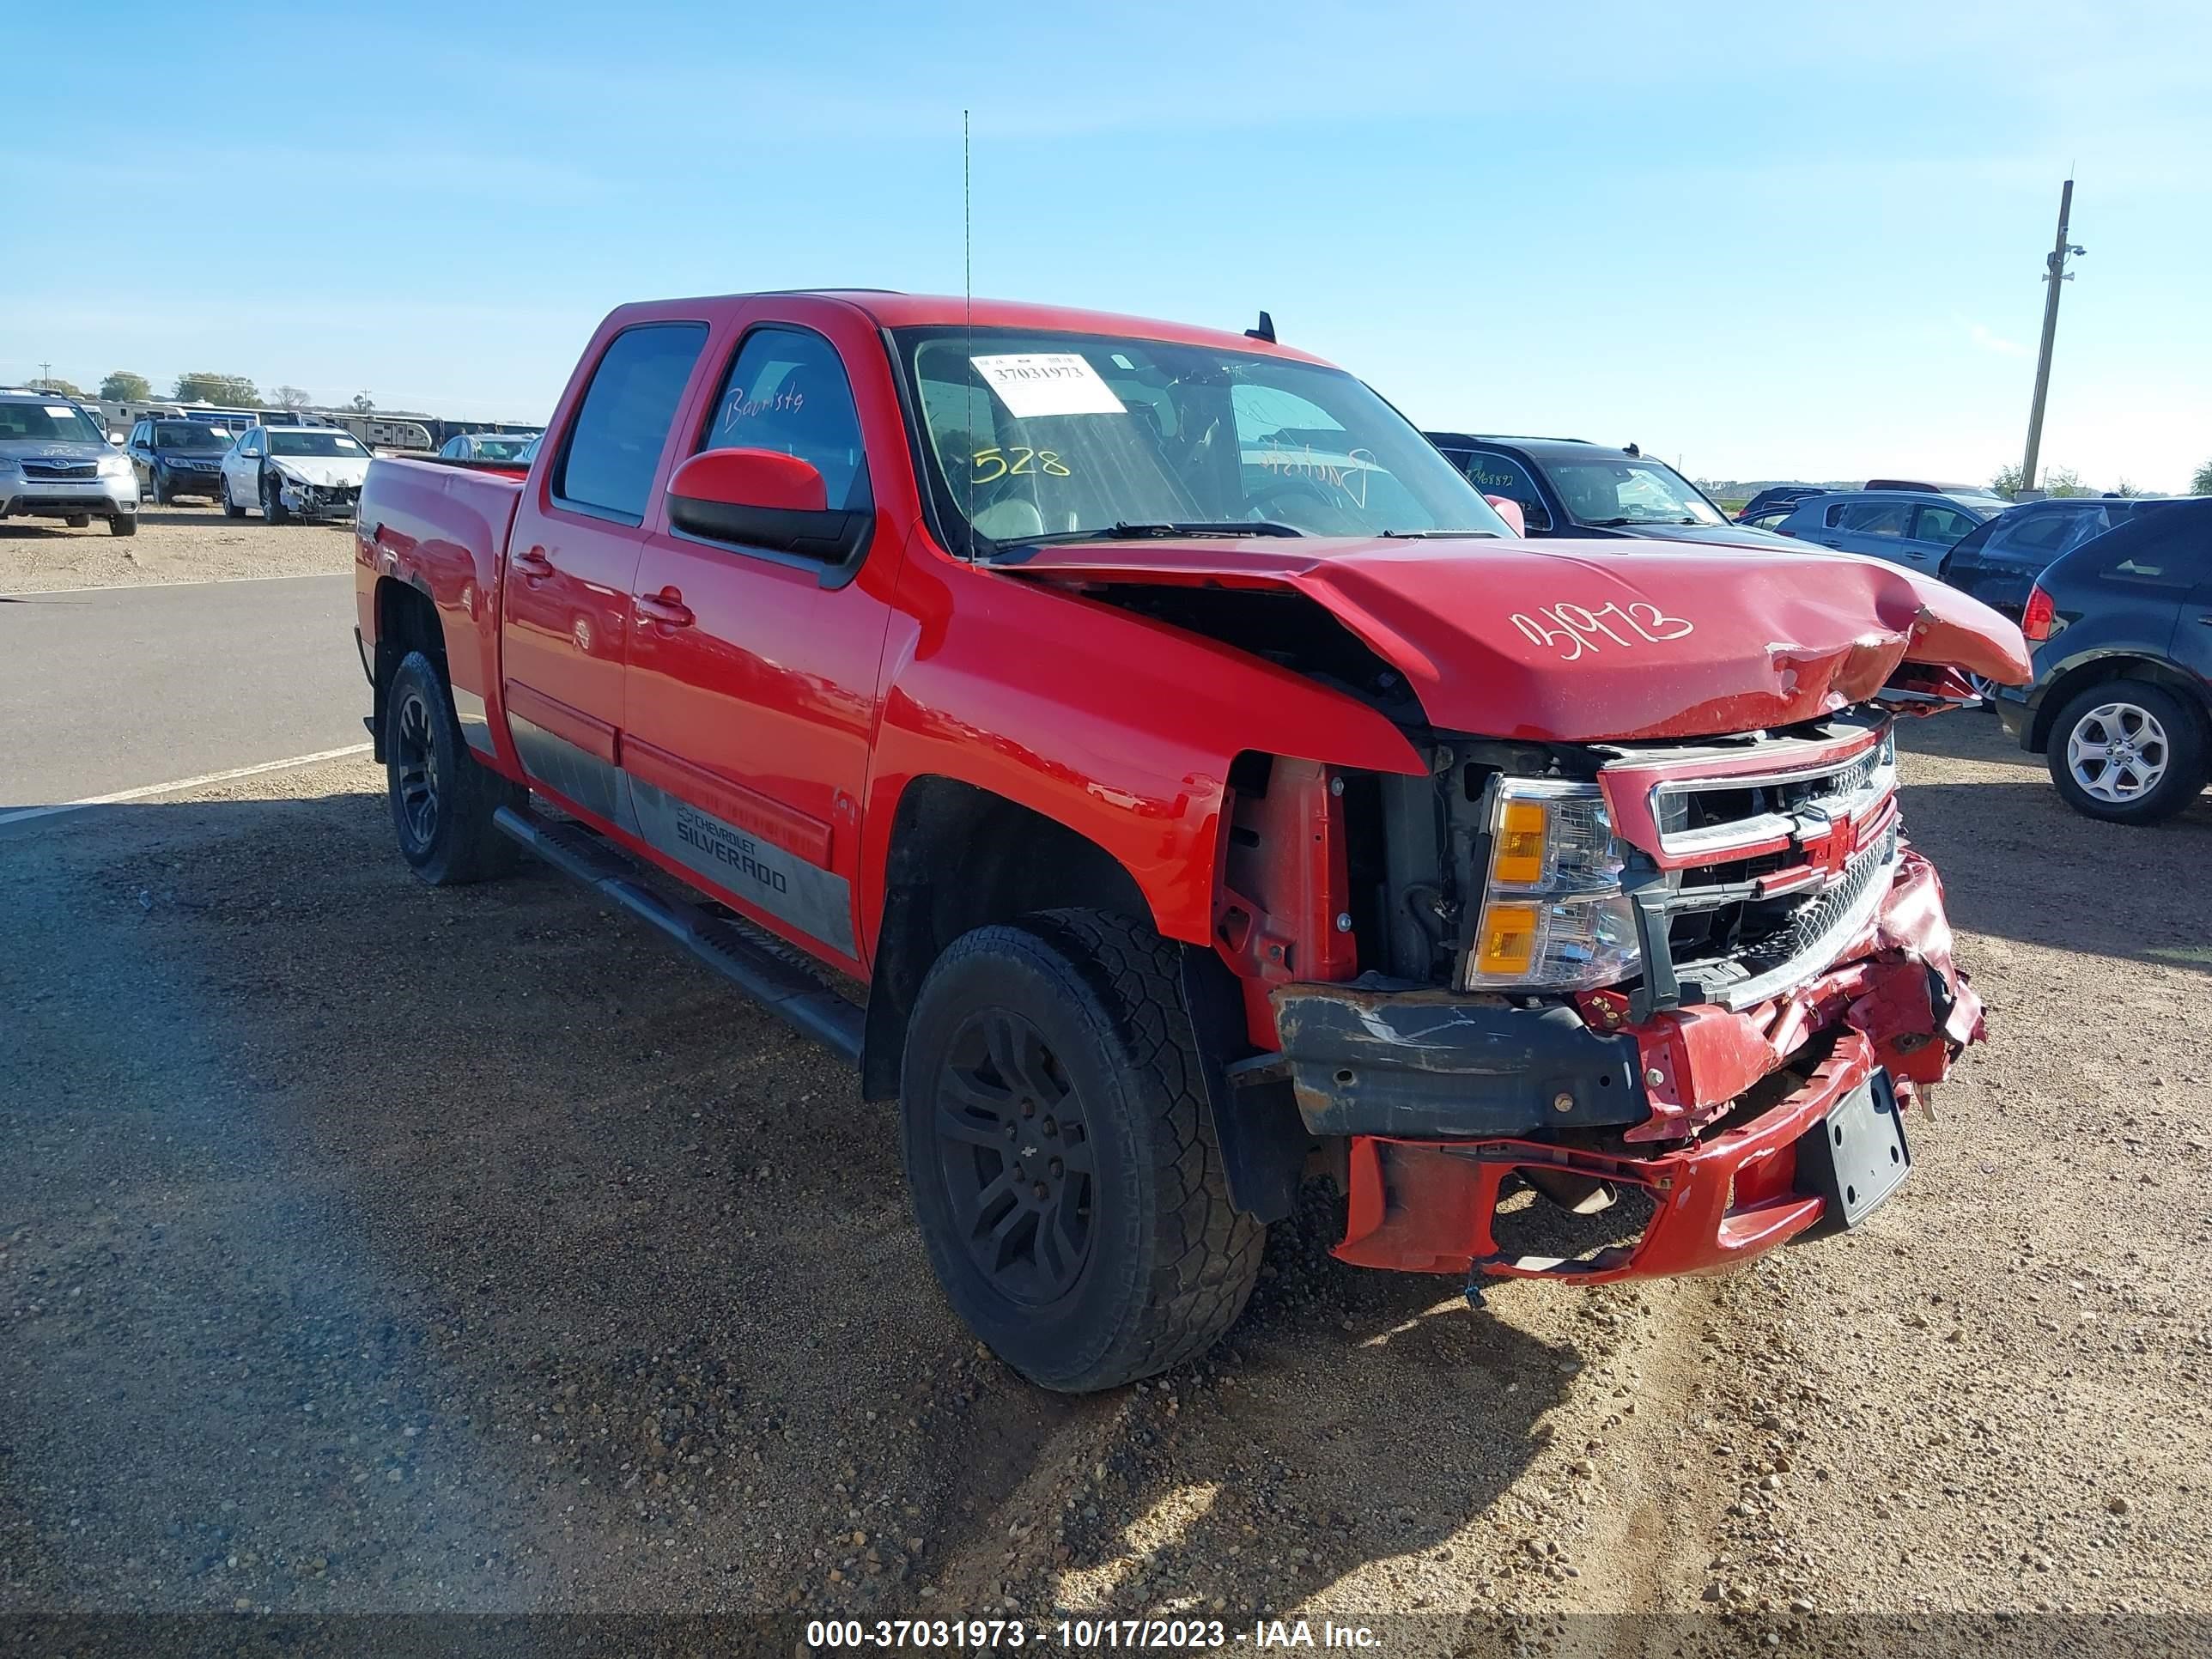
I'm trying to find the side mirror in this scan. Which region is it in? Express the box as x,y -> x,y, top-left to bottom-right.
1519,500 -> 1553,533
1484,495 -> 1526,537
667,447 -> 870,563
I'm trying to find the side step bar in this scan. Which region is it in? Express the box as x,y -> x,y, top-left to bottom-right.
493,806 -> 864,1064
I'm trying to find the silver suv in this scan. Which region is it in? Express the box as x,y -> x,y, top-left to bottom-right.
0,391 -> 140,535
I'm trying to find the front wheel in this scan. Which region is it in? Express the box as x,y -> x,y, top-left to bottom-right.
899,909 -> 1264,1393
259,471 -> 290,525
108,514 -> 137,538
384,650 -> 521,884
146,470 -> 168,506
220,475 -> 245,518
2046,679 -> 2208,824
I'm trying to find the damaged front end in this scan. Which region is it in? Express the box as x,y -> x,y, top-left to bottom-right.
1249,711 -> 1984,1284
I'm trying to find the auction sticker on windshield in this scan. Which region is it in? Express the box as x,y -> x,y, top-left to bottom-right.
970,354 -> 1126,417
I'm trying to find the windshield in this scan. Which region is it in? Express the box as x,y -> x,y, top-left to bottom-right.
155,422 -> 229,451
896,327 -> 1510,546
0,401 -> 106,445
1546,457 -> 1726,527
269,430 -> 368,458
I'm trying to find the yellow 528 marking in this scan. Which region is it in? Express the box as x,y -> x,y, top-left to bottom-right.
971,447 -> 1071,483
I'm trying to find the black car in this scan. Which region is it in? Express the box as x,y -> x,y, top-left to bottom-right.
1422,434 -> 1796,548
126,417 -> 232,503
1995,499 -> 2212,823
1942,496 -> 2196,623
1737,484 -> 1830,524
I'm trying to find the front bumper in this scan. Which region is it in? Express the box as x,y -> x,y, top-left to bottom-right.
0,475 -> 137,519
276,477 -> 361,520
1276,847 -> 1981,1282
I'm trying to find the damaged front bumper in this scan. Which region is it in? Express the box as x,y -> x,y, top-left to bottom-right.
1273,846 -> 1980,1282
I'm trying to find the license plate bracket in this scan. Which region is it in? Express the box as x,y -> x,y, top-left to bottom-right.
1795,1069 -> 1911,1232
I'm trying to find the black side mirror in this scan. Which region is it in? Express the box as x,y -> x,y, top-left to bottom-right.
1521,501 -> 1553,533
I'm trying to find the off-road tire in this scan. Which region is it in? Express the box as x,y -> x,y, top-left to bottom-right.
260,471 -> 289,525
108,514 -> 137,538
221,477 -> 245,519
2046,678 -> 2207,825
900,908 -> 1264,1393
384,650 -> 521,884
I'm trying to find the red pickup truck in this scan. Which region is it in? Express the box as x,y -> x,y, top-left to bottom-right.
354,291 -> 2028,1392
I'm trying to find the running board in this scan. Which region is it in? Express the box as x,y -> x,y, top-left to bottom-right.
492,806 -> 864,1064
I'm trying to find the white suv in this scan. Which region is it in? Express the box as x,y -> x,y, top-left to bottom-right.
0,392 -> 140,535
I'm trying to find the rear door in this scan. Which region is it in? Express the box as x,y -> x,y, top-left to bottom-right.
498,318 -> 709,825
619,306 -> 901,974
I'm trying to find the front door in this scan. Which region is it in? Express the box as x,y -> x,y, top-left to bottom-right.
622,311 -> 900,975
1903,501 -> 1978,574
498,319 -> 708,825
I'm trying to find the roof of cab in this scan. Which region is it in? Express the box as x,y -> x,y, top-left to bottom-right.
608,290 -> 1337,367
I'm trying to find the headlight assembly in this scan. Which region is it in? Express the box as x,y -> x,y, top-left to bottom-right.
97,453 -> 133,478
1464,778 -> 1641,992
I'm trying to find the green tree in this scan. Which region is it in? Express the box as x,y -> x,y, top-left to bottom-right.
2043,465 -> 2087,497
349,390 -> 375,414
173,372 -> 261,406
2108,478 -> 2142,499
26,375 -> 86,398
2192,459 -> 2212,495
1990,464 -> 2023,500
99,370 -> 151,401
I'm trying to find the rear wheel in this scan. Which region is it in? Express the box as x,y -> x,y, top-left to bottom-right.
384,650 -> 521,884
2047,679 -> 2207,824
899,909 -> 1263,1393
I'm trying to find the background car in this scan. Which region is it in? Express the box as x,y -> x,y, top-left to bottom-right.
0,390 -> 139,535
219,424 -> 374,524
1423,434 -> 1798,546
436,431 -> 538,462
1737,483 -> 1830,523
126,418 -> 232,503
1995,499 -> 2211,823
1942,496 -> 2196,623
1771,488 -> 1998,572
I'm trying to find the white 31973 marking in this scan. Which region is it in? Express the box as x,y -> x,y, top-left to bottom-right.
1510,600 -> 1696,661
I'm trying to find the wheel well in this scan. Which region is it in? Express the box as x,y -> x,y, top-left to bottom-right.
369,576 -> 443,763
2030,655 -> 2210,752
860,777 -> 1154,1100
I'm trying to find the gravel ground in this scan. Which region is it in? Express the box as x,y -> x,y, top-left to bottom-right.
0,501 -> 354,592
2,716 -> 2207,1653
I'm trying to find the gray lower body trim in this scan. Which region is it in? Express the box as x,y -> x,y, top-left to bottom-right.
507,714 -> 855,959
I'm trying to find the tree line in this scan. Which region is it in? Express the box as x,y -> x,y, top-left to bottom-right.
21,368 -> 376,415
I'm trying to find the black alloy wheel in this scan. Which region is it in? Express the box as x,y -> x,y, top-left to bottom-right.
391,681 -> 442,855
933,1008 -> 1096,1305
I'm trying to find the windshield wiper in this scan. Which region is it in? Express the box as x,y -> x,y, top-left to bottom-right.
1012,520 -> 1306,547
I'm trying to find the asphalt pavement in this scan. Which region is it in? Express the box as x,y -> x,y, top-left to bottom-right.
0,572 -> 364,812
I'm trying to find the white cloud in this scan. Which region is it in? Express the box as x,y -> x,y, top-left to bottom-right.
1969,323 -> 2031,358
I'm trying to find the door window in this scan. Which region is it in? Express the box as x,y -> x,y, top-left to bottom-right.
1987,510 -> 2074,562
1911,504 -> 1978,545
697,325 -> 869,517
554,321 -> 710,524
1830,501 -> 1908,537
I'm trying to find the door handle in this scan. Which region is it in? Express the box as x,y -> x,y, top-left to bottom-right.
2197,615 -> 2212,627
512,545 -> 554,577
635,588 -> 694,628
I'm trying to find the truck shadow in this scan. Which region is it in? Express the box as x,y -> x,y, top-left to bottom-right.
1896,715 -> 2212,975
0,783 -> 1581,1620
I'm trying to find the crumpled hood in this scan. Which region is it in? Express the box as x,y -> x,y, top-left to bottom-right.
1003,535 -> 2032,743
272,456 -> 371,488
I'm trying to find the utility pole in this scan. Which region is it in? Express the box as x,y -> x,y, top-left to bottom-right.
2020,179 -> 2084,495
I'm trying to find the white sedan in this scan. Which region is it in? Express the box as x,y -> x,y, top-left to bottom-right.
219,425 -> 373,524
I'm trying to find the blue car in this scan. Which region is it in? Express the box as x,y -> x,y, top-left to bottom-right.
1422,434 -> 1799,547
1770,487 -> 2008,574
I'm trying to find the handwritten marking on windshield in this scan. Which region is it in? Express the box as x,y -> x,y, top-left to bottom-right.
971,446 -> 1070,483
1510,601 -> 1695,660
1254,443 -> 1376,510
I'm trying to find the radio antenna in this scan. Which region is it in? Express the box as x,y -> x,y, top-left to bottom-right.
963,108 -> 976,562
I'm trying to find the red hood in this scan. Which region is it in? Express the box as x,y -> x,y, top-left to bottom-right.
1004,535 -> 2031,743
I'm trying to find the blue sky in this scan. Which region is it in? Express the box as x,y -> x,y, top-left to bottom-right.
6,0 -> 2208,489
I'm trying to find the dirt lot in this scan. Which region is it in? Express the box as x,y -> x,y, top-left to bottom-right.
0,501 -> 353,593
3,716 -> 2208,1651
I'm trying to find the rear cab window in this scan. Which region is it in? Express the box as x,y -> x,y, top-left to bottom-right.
554,321 -> 712,524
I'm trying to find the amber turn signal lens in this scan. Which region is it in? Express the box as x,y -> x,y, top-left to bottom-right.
1475,902 -> 1541,976
1492,799 -> 1550,885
